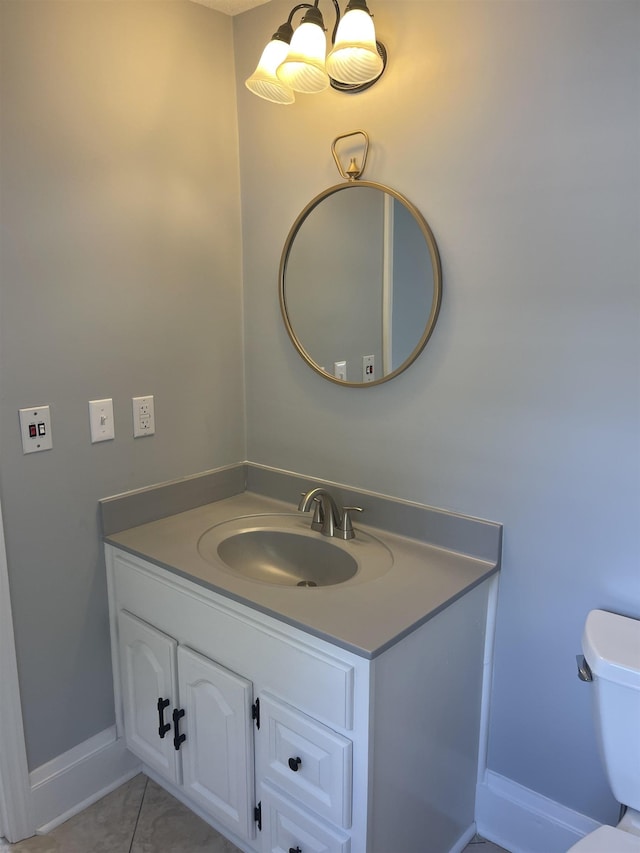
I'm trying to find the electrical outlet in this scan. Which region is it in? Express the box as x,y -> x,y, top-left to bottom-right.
363,354 -> 375,383
19,405 -> 53,454
334,360 -> 347,381
132,396 -> 155,437
89,399 -> 115,443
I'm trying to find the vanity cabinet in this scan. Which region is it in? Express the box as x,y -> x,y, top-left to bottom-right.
106,543 -> 493,853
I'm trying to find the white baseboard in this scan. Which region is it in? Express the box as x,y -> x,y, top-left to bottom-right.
450,824 -> 478,853
24,726 -> 606,852
476,770 -> 602,853
29,727 -> 141,834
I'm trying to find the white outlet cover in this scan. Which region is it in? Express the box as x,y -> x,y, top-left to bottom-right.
19,406 -> 53,454
132,396 -> 155,437
89,399 -> 115,443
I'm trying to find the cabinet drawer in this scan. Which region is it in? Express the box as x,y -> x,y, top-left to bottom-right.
257,694 -> 352,829
260,782 -> 350,853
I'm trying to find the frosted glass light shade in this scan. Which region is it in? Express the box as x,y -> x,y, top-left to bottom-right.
277,21 -> 329,93
326,8 -> 383,84
246,39 -> 295,104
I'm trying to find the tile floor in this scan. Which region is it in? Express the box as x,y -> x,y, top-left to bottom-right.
0,774 -> 510,853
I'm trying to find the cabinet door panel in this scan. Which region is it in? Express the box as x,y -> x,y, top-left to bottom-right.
118,610 -> 180,784
260,783 -> 350,853
257,694 -> 352,829
178,645 -> 255,841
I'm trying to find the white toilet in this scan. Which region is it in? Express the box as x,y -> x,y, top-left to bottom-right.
568,609 -> 640,852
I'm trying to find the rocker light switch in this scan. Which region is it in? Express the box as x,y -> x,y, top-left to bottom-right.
19,406 -> 53,454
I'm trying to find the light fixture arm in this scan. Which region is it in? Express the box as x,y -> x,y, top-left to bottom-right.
285,3 -> 316,27
280,1 -> 336,40
328,0 -> 342,46
269,3 -> 313,43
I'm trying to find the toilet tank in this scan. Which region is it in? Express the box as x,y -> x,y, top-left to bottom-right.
583,609 -> 640,811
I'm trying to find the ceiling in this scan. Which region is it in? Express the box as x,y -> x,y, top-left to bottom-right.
189,0 -> 272,15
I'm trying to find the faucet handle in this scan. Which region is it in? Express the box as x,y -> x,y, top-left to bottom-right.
337,506 -> 363,540
310,496 -> 324,532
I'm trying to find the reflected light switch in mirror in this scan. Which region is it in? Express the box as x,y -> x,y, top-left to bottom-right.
334,361 -> 347,381
363,354 -> 375,383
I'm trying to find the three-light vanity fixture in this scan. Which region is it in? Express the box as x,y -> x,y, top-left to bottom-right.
245,0 -> 387,105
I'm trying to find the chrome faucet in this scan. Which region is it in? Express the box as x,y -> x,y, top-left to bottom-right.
298,487 -> 362,539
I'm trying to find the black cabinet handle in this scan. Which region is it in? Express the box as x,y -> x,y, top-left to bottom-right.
172,707 -> 186,751
157,698 -> 170,739
289,848 -> 302,853
288,756 -> 302,772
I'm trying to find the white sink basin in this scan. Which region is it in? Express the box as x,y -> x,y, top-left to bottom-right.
197,513 -> 393,588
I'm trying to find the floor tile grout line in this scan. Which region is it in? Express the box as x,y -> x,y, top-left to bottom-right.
128,775 -> 149,853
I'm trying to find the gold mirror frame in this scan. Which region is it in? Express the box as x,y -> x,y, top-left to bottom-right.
279,180 -> 443,387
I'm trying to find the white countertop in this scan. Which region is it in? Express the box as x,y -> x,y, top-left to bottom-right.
105,491 -> 498,658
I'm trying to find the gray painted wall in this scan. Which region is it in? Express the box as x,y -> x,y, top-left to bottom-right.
1,0 -> 638,832
0,1 -> 244,768
235,0 -> 640,825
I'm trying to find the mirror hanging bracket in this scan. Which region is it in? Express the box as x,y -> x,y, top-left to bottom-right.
331,130 -> 369,181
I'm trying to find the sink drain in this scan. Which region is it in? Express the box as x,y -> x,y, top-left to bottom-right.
296,580 -> 317,588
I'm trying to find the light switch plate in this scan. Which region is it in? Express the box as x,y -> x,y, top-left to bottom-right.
19,405 -> 53,454
89,399 -> 115,443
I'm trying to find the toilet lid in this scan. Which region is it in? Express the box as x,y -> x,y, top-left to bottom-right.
569,826 -> 640,853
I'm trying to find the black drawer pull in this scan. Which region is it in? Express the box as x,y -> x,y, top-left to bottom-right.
288,756 -> 302,772
289,848 -> 302,853
157,697 -> 170,739
172,707 -> 186,751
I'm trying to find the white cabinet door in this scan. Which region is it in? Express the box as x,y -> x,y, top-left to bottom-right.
177,645 -> 256,841
118,610 -> 180,784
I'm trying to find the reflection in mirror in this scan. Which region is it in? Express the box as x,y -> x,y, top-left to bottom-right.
280,182 -> 442,387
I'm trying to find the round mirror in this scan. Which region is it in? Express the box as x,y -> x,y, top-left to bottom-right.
280,181 -> 442,387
